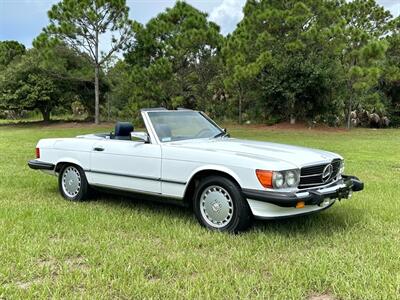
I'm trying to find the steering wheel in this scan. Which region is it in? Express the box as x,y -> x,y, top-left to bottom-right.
195,128 -> 213,138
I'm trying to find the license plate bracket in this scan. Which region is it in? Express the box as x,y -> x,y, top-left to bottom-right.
337,186 -> 350,200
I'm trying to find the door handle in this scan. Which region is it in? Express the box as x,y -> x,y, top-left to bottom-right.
93,147 -> 104,151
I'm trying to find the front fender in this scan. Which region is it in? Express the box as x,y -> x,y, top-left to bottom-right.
185,164 -> 243,190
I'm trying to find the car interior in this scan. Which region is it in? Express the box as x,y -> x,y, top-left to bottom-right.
112,122 -> 134,140
112,121 -> 173,141
94,121 -> 174,142
154,123 -> 172,141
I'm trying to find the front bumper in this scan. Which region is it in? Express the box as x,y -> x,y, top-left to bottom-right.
242,175 -> 364,208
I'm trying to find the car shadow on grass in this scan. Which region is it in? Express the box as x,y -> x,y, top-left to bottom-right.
92,191 -> 194,220
89,191 -> 364,235
251,205 -> 365,236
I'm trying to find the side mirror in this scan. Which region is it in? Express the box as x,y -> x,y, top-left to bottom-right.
131,132 -> 150,143
223,128 -> 230,137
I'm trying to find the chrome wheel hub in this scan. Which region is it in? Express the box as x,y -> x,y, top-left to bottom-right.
62,166 -> 81,198
200,185 -> 233,228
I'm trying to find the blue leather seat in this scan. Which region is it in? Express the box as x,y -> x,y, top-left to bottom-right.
114,122 -> 133,140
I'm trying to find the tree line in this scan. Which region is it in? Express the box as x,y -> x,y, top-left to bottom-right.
0,0 -> 399,128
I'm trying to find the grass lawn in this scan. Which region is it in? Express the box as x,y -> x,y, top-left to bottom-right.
0,123 -> 399,299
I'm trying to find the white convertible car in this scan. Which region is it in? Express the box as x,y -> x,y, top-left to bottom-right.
28,108 -> 363,232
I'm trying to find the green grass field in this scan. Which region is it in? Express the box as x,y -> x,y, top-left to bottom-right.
0,123 -> 399,299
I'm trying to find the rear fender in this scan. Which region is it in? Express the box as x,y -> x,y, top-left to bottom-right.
55,158 -> 86,173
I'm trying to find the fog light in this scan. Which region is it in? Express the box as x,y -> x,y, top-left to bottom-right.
320,198 -> 331,207
339,160 -> 345,174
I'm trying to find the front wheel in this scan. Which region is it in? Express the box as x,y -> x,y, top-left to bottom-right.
193,176 -> 252,233
58,164 -> 89,201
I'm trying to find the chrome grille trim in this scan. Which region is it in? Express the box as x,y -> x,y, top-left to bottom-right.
298,159 -> 342,189
299,181 -> 337,187
300,173 -> 323,178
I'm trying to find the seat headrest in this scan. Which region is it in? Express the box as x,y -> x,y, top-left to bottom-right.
115,122 -> 134,137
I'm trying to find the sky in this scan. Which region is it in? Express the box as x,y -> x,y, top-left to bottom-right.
0,0 -> 399,51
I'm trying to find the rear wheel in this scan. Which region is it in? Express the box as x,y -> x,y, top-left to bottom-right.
58,164 -> 89,201
194,176 -> 252,233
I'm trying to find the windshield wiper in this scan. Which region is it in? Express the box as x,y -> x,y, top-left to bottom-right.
213,131 -> 229,139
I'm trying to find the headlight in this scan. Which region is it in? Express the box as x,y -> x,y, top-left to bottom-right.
339,160 -> 345,174
273,172 -> 284,188
256,169 -> 300,189
285,170 -> 299,187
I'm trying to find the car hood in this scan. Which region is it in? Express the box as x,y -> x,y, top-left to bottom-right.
166,138 -> 341,168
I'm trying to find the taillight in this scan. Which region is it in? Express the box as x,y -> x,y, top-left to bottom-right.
35,147 -> 40,159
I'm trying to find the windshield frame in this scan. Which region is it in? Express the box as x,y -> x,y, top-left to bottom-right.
142,110 -> 224,144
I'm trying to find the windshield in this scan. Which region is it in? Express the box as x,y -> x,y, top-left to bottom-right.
148,111 -> 223,142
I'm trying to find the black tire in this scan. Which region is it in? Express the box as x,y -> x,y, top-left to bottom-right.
193,176 -> 252,233
58,164 -> 89,201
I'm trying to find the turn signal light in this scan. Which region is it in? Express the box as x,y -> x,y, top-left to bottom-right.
296,201 -> 305,209
256,169 -> 273,188
35,147 -> 40,159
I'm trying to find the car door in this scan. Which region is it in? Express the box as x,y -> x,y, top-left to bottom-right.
88,139 -> 162,194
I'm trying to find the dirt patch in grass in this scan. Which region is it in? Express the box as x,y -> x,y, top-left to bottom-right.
144,270 -> 161,282
37,257 -> 57,269
37,255 -> 89,275
15,278 -> 43,290
37,257 -> 60,278
262,270 -> 272,279
65,255 -> 90,272
392,164 -> 400,172
308,293 -> 336,300
48,234 -> 64,243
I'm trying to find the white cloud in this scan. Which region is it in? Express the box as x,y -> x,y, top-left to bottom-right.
209,0 -> 246,35
377,0 -> 400,16
208,0 -> 399,35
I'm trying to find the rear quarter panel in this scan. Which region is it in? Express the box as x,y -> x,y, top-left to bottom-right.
37,138 -> 97,171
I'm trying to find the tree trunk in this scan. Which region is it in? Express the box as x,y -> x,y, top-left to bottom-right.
94,63 -> 100,124
346,97 -> 352,130
289,100 -> 296,124
94,26 -> 100,125
238,95 -> 242,125
40,107 -> 51,122
238,84 -> 243,125
346,62 -> 356,130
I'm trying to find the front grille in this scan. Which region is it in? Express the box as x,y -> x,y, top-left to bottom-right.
299,159 -> 341,189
